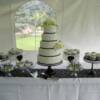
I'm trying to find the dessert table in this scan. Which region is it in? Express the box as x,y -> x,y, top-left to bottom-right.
0,77 -> 100,100
0,60 -> 100,100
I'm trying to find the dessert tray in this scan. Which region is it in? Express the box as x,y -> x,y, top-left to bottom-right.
16,60 -> 33,68
84,58 -> 100,76
0,60 -> 33,77
84,58 -> 100,64
0,53 -> 9,61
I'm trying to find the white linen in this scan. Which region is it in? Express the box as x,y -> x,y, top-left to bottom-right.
0,78 -> 100,100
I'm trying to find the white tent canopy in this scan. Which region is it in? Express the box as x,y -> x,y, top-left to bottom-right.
0,0 -> 100,61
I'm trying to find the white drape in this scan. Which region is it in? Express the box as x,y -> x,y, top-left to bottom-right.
0,78 -> 100,100
60,0 -> 100,61
0,0 -> 100,61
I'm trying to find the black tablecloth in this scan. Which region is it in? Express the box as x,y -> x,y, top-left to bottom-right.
0,68 -> 100,78
31,69 -> 100,78
10,68 -> 100,78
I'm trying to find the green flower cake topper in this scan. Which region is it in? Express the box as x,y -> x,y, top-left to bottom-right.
41,18 -> 57,28
54,41 -> 64,49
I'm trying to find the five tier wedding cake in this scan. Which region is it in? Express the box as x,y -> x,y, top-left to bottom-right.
37,18 -> 63,66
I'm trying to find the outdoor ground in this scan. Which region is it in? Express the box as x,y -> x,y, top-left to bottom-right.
16,36 -> 42,51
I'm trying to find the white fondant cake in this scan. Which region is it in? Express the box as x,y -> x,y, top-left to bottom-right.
39,48 -> 61,56
42,33 -> 58,41
40,41 -> 58,48
37,21 -> 62,65
38,55 -> 62,64
43,26 -> 56,33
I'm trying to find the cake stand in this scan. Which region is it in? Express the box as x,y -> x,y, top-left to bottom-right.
38,61 -> 62,78
84,59 -> 100,76
16,54 -> 23,62
67,56 -> 79,77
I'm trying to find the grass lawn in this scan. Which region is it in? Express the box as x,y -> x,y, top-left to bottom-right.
16,36 -> 42,51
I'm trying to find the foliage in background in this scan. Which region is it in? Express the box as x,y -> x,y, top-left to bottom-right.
15,0 -> 56,32
15,0 -> 55,51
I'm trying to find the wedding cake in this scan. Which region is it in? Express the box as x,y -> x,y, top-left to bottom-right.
37,19 -> 63,65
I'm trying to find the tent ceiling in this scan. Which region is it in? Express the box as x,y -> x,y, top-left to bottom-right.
0,0 -> 100,58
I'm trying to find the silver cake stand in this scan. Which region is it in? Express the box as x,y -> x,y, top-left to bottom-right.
84,59 -> 100,76
38,61 -> 63,78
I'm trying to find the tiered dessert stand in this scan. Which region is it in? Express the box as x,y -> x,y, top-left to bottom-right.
84,59 -> 100,76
